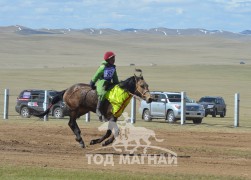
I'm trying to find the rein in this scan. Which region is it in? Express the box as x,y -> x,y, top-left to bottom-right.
132,76 -> 150,100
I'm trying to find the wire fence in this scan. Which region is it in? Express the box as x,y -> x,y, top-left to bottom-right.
0,89 -> 137,123
0,90 -> 251,128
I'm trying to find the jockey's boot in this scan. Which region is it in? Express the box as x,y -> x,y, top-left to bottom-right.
96,99 -> 103,118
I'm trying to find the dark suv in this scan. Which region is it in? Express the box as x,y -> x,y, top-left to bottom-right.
198,96 -> 226,117
15,89 -> 69,119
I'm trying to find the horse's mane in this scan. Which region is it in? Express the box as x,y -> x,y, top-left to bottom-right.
118,76 -> 137,93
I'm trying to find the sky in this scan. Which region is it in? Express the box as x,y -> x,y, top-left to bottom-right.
0,0 -> 250,33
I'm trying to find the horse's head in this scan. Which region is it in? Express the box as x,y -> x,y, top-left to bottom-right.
134,75 -> 153,103
119,69 -> 153,103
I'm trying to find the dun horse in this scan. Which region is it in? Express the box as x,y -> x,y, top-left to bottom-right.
32,71 -> 152,148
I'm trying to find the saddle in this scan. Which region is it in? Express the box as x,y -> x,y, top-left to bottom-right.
105,85 -> 132,118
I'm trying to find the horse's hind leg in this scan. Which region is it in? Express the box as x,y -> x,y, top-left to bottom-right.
68,116 -> 85,148
90,129 -> 112,145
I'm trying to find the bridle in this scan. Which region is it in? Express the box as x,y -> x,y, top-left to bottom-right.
133,76 -> 150,99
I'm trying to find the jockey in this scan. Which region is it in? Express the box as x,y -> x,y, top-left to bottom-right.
90,51 -> 119,118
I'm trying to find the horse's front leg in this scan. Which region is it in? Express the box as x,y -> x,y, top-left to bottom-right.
68,117 -> 85,148
102,135 -> 115,146
102,120 -> 119,146
90,118 -> 117,145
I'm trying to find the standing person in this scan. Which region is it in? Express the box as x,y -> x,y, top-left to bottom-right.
90,51 -> 119,118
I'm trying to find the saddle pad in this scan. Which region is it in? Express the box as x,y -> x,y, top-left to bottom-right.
105,85 -> 132,118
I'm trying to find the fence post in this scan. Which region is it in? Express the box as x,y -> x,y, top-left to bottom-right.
181,91 -> 186,125
43,90 -> 48,121
85,112 -> 90,122
234,93 -> 240,127
3,89 -> 9,120
130,96 -> 136,124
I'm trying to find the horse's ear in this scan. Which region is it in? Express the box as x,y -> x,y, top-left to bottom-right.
135,68 -> 142,77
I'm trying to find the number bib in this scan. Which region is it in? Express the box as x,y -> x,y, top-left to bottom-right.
104,66 -> 115,81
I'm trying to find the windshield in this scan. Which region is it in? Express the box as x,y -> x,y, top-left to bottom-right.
185,96 -> 195,103
48,91 -> 58,96
167,94 -> 194,103
199,97 -> 216,103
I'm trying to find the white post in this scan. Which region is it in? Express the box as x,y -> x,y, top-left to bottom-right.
234,93 -> 240,127
130,96 -> 136,124
85,112 -> 90,122
181,91 -> 186,125
3,89 -> 9,119
43,90 -> 48,121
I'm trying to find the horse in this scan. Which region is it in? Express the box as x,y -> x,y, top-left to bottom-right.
32,73 -> 152,148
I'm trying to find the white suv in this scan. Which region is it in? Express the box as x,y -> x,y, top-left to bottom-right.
139,91 -> 205,124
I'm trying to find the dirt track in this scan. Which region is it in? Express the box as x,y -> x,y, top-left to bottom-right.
0,120 -> 250,179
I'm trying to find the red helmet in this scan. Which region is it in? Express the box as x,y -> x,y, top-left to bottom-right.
104,51 -> 115,61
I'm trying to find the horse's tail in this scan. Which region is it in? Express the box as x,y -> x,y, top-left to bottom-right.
31,90 -> 66,118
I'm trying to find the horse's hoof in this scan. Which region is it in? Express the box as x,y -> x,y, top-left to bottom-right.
90,140 -> 95,145
90,139 -> 100,145
79,142 -> 86,148
102,142 -> 109,146
80,144 -> 86,148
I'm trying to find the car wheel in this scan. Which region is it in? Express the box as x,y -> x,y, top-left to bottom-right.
212,109 -> 217,117
166,110 -> 175,123
20,106 -> 31,118
193,118 -> 202,124
220,109 -> 226,118
53,107 -> 64,119
143,109 -> 152,121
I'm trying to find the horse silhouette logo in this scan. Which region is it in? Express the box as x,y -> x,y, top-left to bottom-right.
98,112 -> 164,154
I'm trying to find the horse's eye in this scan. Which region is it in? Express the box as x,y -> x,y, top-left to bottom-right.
141,85 -> 145,88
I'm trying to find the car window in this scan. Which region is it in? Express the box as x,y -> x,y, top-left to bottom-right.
167,94 -> 181,102
158,94 -> 166,102
31,94 -> 40,101
151,94 -> 159,102
219,99 -> 224,105
22,92 -> 31,98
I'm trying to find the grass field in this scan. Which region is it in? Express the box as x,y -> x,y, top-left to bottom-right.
0,33 -> 251,179
1,65 -> 251,126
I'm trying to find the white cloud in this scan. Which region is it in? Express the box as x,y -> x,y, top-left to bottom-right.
60,7 -> 74,13
111,12 -> 126,19
0,0 -> 250,31
176,8 -> 184,14
211,0 -> 251,12
35,8 -> 49,14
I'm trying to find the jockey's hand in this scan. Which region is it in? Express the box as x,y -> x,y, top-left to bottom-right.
90,81 -> 96,90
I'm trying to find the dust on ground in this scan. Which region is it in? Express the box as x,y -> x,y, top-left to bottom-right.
0,120 -> 250,179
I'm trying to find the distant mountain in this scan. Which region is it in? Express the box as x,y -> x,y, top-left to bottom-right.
0,25 -> 250,37
16,27 -> 56,35
240,30 -> 251,35
0,25 -> 62,35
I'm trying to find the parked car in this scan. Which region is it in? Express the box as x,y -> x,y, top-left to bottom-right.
198,96 -> 226,117
15,89 -> 69,119
139,91 -> 205,124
